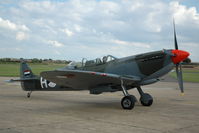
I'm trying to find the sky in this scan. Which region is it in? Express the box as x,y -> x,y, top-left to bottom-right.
0,0 -> 199,62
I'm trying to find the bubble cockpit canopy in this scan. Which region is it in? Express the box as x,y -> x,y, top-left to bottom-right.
66,55 -> 117,69
83,55 -> 117,67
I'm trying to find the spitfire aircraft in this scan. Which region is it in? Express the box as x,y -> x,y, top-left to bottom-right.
8,22 -> 190,110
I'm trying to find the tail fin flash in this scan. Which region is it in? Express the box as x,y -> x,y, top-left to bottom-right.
20,59 -> 34,78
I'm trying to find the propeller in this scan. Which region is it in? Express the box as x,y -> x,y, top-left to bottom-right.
172,19 -> 189,95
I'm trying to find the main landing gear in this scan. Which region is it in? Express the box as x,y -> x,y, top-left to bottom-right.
121,80 -> 136,109
137,86 -> 153,106
120,80 -> 153,110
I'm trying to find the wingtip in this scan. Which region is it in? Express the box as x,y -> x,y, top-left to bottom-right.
4,79 -> 13,83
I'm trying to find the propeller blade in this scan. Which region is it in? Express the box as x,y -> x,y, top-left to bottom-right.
176,63 -> 184,94
173,19 -> 178,50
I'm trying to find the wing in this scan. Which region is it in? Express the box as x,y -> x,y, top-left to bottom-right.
40,70 -> 141,90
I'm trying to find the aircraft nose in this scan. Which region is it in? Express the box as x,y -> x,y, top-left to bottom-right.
171,50 -> 190,64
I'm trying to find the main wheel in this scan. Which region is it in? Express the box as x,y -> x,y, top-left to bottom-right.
121,95 -> 136,110
140,93 -> 153,106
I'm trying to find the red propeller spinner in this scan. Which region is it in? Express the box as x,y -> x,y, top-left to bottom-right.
171,50 -> 190,64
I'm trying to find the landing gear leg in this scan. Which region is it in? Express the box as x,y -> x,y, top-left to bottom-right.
137,86 -> 153,106
27,91 -> 32,98
120,79 -> 136,110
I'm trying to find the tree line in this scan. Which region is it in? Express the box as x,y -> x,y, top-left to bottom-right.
0,58 -> 70,64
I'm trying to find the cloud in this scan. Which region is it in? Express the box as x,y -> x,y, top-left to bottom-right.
129,1 -> 143,11
15,48 -> 23,51
16,32 -> 29,41
54,50 -> 61,55
47,40 -> 64,47
0,17 -> 30,41
0,0 -> 199,61
98,1 -> 120,16
74,24 -> 81,32
170,1 -> 199,26
111,39 -> 151,48
0,17 -> 29,31
61,28 -> 74,37
182,42 -> 198,47
21,1 -> 55,13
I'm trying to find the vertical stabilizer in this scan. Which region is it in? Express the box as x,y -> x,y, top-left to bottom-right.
20,58 -> 34,78
19,59 -> 39,91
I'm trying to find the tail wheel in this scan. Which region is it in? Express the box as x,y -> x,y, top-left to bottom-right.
27,91 -> 32,98
121,95 -> 136,110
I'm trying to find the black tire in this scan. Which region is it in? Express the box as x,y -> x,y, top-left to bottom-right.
121,95 -> 136,110
27,93 -> 30,98
140,93 -> 153,106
